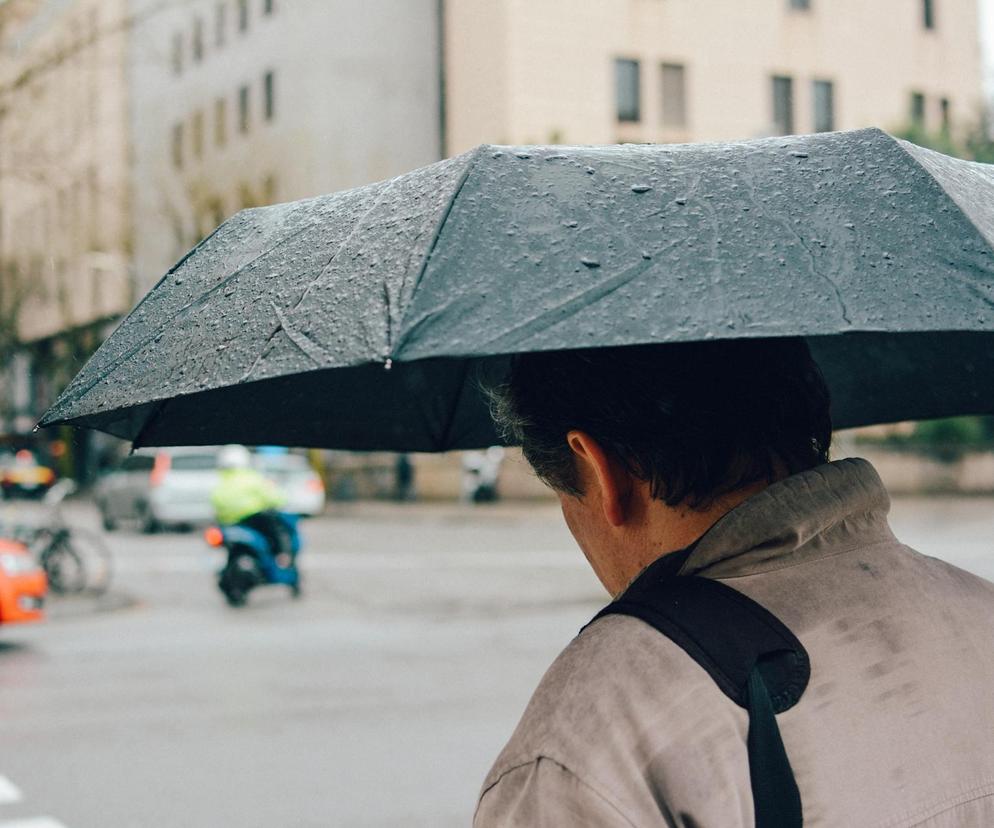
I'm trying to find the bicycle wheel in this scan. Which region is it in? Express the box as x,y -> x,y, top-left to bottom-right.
41,538 -> 87,594
62,528 -> 113,595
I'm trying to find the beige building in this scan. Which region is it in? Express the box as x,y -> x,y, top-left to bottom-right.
0,0 -> 132,435
444,0 -> 986,153
0,0 -> 132,342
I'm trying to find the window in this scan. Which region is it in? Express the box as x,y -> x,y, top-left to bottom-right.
263,0 -> 274,15
263,70 -> 275,121
660,63 -> 687,128
171,32 -> 183,74
215,97 -> 227,146
238,0 -> 249,32
771,75 -> 794,135
192,16 -> 204,61
615,58 -> 641,122
262,174 -> 277,204
940,97 -> 951,133
910,91 -> 926,128
812,80 -> 834,132
192,110 -> 204,159
238,84 -> 250,132
922,0 -> 935,29
172,122 -> 184,168
788,0 -> 811,9
215,2 -> 227,47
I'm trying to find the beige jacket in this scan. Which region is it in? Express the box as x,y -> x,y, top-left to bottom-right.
476,459 -> 994,827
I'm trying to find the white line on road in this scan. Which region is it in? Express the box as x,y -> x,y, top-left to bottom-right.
0,776 -> 22,804
0,819 -> 69,828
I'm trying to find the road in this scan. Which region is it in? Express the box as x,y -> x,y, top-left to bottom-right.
0,495 -> 991,827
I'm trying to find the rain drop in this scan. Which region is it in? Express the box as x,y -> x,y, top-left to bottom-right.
515,152 -> 532,160
631,185 -> 652,194
790,151 -> 809,159
675,198 -> 687,206
580,257 -> 601,269
562,220 -> 578,228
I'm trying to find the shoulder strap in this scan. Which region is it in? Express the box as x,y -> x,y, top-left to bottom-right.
589,575 -> 808,828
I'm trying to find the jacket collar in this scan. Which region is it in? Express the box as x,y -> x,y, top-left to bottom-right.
678,457 -> 895,580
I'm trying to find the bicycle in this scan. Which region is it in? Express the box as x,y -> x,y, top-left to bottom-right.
2,480 -> 113,595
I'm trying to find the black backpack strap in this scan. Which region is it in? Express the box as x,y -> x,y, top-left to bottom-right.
588,575 -> 808,828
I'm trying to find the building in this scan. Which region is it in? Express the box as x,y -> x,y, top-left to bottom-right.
0,0 -> 132,450
444,0 -> 986,153
127,0 -> 442,293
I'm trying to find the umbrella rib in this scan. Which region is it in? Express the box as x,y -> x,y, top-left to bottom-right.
48,217 -> 324,414
389,147 -> 484,358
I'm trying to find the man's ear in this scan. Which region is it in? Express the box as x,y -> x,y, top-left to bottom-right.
566,430 -> 632,528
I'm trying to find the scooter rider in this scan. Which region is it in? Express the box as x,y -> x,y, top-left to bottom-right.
211,445 -> 290,563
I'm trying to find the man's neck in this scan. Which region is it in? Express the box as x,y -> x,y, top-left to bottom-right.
605,479 -> 773,597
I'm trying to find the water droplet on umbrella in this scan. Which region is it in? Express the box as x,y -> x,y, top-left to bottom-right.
631,184 -> 652,194
844,222 -> 855,230
790,151 -> 809,158
642,252 -> 652,260
562,220 -> 578,228
675,198 -> 687,205
491,151 -> 504,158
585,166 -> 595,175
515,152 -> 531,160
580,257 -> 601,268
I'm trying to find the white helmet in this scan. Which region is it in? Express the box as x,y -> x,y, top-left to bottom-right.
217,444 -> 251,470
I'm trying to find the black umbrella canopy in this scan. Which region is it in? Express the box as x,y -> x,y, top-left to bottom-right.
41,128 -> 994,450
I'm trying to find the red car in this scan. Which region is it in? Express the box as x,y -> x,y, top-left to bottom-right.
0,538 -> 46,624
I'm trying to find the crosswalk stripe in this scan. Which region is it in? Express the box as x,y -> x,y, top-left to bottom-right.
0,776 -> 22,804
0,819 -> 69,828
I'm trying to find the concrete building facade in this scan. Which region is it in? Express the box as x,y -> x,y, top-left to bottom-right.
444,0 -> 986,153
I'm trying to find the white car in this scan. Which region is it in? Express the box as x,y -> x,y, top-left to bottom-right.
96,447 -> 221,532
252,451 -> 325,517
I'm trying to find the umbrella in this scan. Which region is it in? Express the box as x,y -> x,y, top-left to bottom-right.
40,127 -> 994,450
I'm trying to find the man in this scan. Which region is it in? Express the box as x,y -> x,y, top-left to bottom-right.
475,338 -> 994,826
211,444 -> 290,560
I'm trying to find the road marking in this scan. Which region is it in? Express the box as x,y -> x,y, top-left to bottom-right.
0,819 -> 69,828
0,776 -> 21,804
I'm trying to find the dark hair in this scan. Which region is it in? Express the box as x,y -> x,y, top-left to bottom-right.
489,337 -> 831,509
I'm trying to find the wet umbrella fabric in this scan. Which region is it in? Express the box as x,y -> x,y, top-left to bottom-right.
41,128 -> 994,450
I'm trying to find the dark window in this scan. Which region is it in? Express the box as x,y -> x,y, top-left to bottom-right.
238,84 -> 250,132
171,32 -> 183,74
922,0 -> 935,29
263,0 -> 274,15
171,454 -> 219,471
172,122 -> 184,168
660,63 -> 687,128
192,110 -> 204,159
120,455 -> 155,472
615,58 -> 641,122
263,70 -> 275,121
215,97 -> 227,146
940,97 -> 951,132
812,79 -> 834,132
192,16 -> 204,61
789,0 -> 811,9
215,3 -> 227,47
238,0 -> 249,32
771,75 -> 794,135
910,91 -> 926,128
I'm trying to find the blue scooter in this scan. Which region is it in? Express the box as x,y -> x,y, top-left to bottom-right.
205,512 -> 301,607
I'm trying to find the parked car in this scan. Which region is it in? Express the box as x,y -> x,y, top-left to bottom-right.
252,450 -> 326,517
96,447 -> 221,532
0,449 -> 56,499
0,537 -> 46,624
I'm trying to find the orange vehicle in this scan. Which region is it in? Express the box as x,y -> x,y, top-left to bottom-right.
0,537 -> 46,624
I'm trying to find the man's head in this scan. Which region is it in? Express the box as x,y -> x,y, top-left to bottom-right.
489,337 -> 832,593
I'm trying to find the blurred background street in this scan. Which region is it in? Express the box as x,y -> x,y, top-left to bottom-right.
0,493 -> 991,828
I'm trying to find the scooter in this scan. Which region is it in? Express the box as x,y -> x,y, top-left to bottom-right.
204,512 -> 301,607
